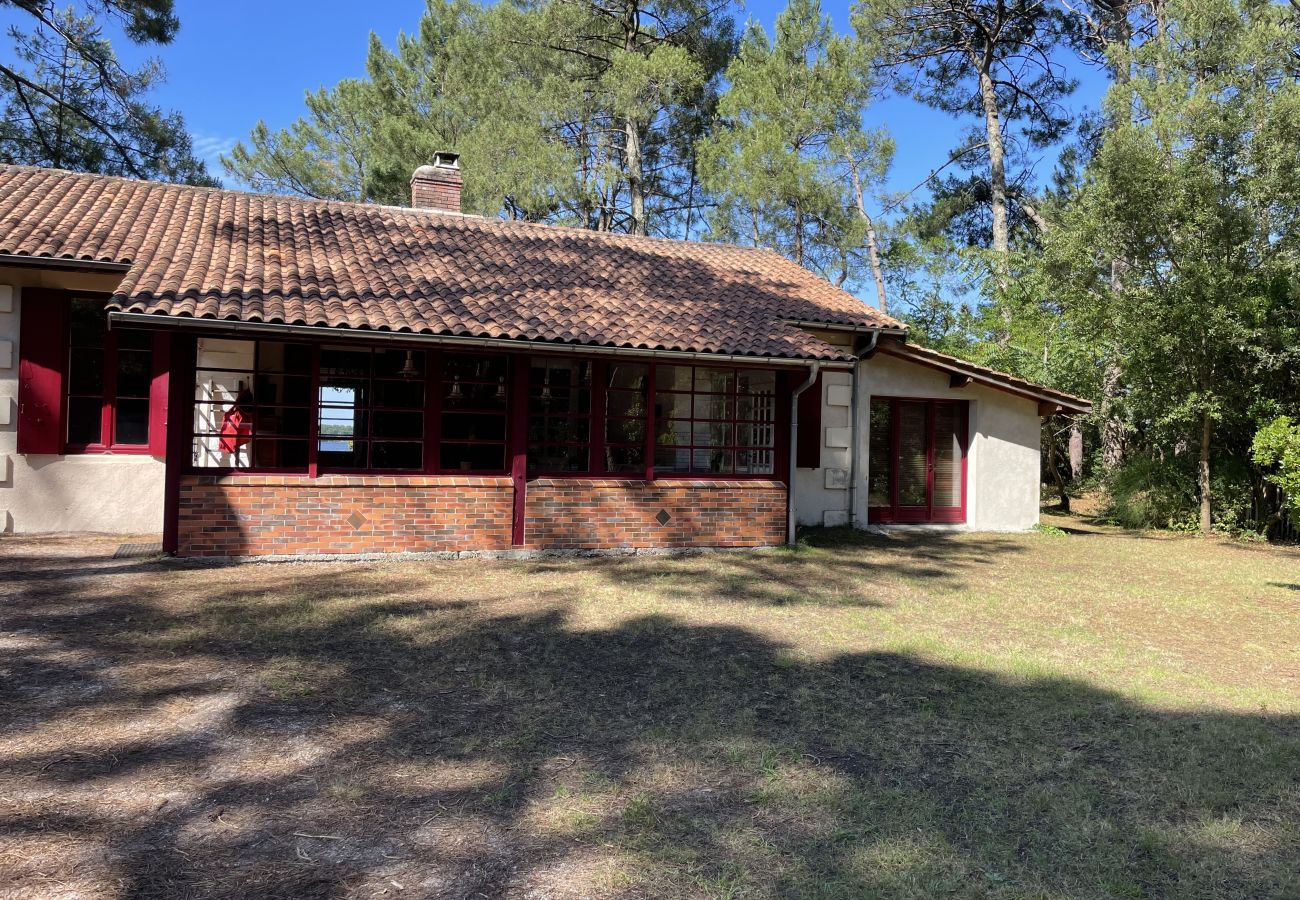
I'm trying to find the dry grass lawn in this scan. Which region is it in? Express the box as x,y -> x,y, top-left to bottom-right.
0,521 -> 1297,898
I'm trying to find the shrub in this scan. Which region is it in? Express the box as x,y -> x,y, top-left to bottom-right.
1103,455 -> 1198,530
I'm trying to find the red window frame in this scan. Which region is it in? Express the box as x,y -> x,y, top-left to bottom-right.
526,357 -> 595,476
181,338 -> 785,481
651,363 -> 779,478
315,345 -> 428,474
192,339 -> 313,472
64,298 -> 153,454
867,397 -> 969,524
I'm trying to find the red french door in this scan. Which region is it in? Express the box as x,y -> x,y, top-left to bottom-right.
868,398 -> 968,524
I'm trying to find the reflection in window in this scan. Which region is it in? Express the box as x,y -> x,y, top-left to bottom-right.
653,365 -> 776,475
439,354 -> 508,471
527,359 -> 592,474
193,339 -> 311,469
318,346 -> 425,470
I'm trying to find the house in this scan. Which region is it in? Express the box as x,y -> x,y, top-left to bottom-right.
0,156 -> 1089,557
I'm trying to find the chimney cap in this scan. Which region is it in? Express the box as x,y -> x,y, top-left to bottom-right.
432,150 -> 459,169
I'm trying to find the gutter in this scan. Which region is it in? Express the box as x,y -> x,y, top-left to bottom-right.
784,318 -> 906,336
846,329 -> 881,528
108,311 -> 856,370
787,361 -> 821,545
0,253 -> 131,273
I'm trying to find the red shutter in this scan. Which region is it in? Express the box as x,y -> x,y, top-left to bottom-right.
795,372 -> 823,469
148,331 -> 170,456
17,289 -> 68,454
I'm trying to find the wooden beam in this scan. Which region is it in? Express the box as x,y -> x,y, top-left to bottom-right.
1038,400 -> 1063,417
949,372 -> 972,389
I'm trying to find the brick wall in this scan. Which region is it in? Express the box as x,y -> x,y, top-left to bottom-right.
178,475 -> 513,556
523,479 -> 786,550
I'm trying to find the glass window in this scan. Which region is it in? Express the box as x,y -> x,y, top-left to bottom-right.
604,362 -> 648,473
318,346 -> 425,471
439,354 -> 509,472
653,365 -> 777,475
65,298 -> 153,450
192,338 -> 312,470
527,359 -> 592,474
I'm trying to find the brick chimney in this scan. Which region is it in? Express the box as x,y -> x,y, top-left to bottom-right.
410,151 -> 462,213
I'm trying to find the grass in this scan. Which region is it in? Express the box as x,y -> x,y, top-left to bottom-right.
0,522 -> 1297,898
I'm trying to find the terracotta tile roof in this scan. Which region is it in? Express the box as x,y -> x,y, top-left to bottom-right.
0,164 -> 905,362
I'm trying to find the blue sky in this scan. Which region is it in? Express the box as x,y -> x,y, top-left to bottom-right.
12,0 -> 1110,204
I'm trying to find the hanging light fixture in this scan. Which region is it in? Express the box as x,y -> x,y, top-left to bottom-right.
399,350 -> 419,379
540,368 -> 552,404
449,374 -> 462,400
496,375 -> 506,400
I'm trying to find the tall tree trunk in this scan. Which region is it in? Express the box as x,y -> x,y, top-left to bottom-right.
976,59 -> 1012,342
847,155 -> 889,313
1198,412 -> 1213,534
1101,258 -> 1127,471
624,118 -> 646,235
1045,422 -> 1070,512
1068,420 -> 1085,481
793,198 -> 804,266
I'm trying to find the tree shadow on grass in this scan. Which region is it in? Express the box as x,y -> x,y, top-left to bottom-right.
0,546 -> 1297,898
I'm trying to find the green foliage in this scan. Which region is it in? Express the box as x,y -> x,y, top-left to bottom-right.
0,1 -> 212,183
224,0 -> 734,232
1103,456 -> 1199,531
1252,417 -> 1300,513
698,0 -> 892,291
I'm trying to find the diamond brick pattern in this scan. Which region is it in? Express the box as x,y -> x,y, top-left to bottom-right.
0,165 -> 901,362
346,510 -> 368,530
655,508 -> 672,526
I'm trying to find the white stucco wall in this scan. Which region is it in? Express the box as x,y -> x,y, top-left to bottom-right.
0,269 -> 165,534
793,368 -> 854,527
793,350 -> 1043,533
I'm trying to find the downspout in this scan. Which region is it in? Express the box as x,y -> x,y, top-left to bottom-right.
847,329 -> 881,528
787,361 -> 821,545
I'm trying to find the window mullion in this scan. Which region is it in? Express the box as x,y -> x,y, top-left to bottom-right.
101,329 -> 117,448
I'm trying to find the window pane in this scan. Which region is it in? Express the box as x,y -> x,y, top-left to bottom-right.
657,391 -> 691,421
606,390 -> 646,419
529,444 -> 589,474
737,393 -> 777,421
736,449 -> 774,475
692,448 -> 733,473
69,350 -> 104,395
372,442 -> 423,470
897,402 -> 928,507
695,368 -> 734,394
68,397 -> 102,445
114,399 -> 149,445
117,329 -> 152,351
442,412 -> 505,442
319,406 -> 366,438
737,370 -> 776,396
606,417 -> 645,444
252,439 -> 309,469
605,445 -> 645,472
256,406 -> 310,437
373,411 -> 423,440
934,404 -> 962,508
868,401 -> 893,506
318,440 -> 367,469
116,349 -> 152,397
374,349 -> 424,378
374,379 -> 425,409
607,363 -> 648,390
654,445 -> 691,473
444,354 -> 507,382
441,442 -> 505,471
736,422 -> 773,448
320,347 -> 371,376
693,394 -> 733,421
69,299 -> 106,347
256,341 -> 311,373
692,422 -> 732,447
655,365 -> 692,392
444,379 -> 507,410
255,373 -> 311,406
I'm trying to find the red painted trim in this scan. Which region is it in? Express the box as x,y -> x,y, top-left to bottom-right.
148,331 -> 170,456
509,356 -> 529,546
16,289 -> 68,455
162,333 -> 195,554
868,397 -> 969,525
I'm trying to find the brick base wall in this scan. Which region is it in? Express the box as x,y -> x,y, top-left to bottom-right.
177,475 -> 787,557
523,479 -> 786,550
178,475 -> 514,557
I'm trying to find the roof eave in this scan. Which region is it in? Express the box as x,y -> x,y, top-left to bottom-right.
108,311 -> 856,368
876,342 -> 1092,414
0,252 -> 131,273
